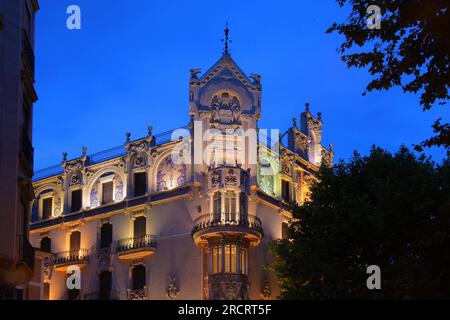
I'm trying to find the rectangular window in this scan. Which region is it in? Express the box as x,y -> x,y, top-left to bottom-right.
99,271 -> 112,300
133,216 -> 146,239
132,265 -> 146,290
212,246 -> 222,274
42,198 -> 52,220
40,237 -> 51,252
134,172 -> 147,197
282,180 -> 290,202
225,191 -> 236,220
70,231 -> 81,252
102,181 -> 114,205
224,244 -> 237,273
100,223 -> 113,248
71,189 -> 82,212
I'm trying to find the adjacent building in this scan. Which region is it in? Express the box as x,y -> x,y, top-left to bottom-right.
0,0 -> 39,299
29,37 -> 333,300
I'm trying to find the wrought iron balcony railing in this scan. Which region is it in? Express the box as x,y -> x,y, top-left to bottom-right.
127,287 -> 148,300
49,249 -> 89,267
117,235 -> 156,254
192,213 -> 263,234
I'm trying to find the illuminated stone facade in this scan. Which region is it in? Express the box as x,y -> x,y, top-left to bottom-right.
29,51 -> 333,300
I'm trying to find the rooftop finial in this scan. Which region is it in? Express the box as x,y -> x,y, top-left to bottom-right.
221,21 -> 231,55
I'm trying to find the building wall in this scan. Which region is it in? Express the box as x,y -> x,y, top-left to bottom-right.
0,0 -> 38,298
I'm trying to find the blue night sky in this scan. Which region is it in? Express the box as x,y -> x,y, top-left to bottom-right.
33,0 -> 449,171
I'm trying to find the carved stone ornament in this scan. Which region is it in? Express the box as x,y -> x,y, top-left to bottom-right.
295,131 -> 310,153
210,92 -> 241,125
321,147 -> 333,167
56,176 -> 64,186
224,169 -> 237,186
133,154 -> 146,169
211,170 -> 221,188
117,159 -> 126,171
85,169 -> 94,181
209,273 -> 249,300
65,159 -> 83,172
129,140 -> 149,154
282,162 -> 291,176
69,173 -> 81,186
166,275 -> 179,300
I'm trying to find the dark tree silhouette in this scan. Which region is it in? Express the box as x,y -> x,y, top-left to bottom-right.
271,147 -> 450,299
327,0 -> 449,151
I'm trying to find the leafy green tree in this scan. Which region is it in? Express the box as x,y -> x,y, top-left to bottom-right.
327,0 -> 449,150
271,147 -> 450,299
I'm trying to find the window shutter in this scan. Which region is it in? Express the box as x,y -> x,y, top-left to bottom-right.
70,231 -> 81,251
100,223 -> 113,248
133,216 -> 146,239
102,181 -> 114,204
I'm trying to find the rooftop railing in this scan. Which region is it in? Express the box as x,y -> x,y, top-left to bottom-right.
33,125 -> 189,181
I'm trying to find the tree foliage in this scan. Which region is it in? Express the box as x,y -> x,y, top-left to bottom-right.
327,0 -> 449,149
271,147 -> 450,299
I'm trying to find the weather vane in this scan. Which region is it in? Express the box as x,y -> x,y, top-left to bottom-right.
221,21 -> 232,54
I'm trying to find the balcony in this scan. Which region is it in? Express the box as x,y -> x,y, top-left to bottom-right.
192,213 -> 263,247
116,235 -> 156,260
127,286 -> 148,300
49,249 -> 89,272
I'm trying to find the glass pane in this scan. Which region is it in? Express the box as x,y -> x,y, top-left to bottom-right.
225,245 -> 231,273
241,248 -> 247,274
231,245 -> 237,273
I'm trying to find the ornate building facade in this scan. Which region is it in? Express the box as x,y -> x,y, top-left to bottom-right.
29,41 -> 333,300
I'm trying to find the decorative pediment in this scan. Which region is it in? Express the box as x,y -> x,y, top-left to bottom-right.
192,54 -> 260,92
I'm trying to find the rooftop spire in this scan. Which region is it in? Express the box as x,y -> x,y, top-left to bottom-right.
221,21 -> 231,55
